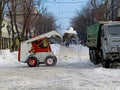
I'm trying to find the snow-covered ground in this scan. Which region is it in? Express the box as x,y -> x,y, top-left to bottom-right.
0,44 -> 120,90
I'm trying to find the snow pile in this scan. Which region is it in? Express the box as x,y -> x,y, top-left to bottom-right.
50,44 -> 60,54
0,44 -> 88,67
51,44 -> 61,59
64,27 -> 77,34
0,49 -> 24,67
54,44 -> 90,66
0,49 -> 16,63
0,44 -> 61,68
70,44 -> 89,52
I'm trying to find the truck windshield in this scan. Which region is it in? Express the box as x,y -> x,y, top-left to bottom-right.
108,25 -> 120,36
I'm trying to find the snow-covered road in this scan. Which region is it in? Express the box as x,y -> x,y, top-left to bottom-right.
0,44 -> 120,90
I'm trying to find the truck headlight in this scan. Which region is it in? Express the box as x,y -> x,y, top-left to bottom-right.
111,47 -> 116,52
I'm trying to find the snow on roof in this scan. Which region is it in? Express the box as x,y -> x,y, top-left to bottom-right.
64,27 -> 77,34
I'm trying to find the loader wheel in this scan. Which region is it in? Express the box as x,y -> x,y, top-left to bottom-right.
27,57 -> 38,67
100,51 -> 110,68
45,56 -> 57,66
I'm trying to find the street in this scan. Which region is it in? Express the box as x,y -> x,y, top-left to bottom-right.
0,45 -> 120,90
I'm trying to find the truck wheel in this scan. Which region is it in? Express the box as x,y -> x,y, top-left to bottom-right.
103,60 -> 110,68
100,51 -> 110,68
27,57 -> 38,67
92,50 -> 99,64
101,59 -> 110,68
89,49 -> 99,65
89,49 -> 93,62
45,56 -> 57,66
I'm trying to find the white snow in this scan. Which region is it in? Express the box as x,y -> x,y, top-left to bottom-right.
0,44 -> 120,89
64,27 -> 77,34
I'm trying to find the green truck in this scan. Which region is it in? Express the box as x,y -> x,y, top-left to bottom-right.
86,21 -> 120,68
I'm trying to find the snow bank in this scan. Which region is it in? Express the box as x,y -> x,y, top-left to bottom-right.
54,44 -> 90,66
0,49 -> 24,67
50,44 -> 60,54
0,44 -> 61,67
0,49 -> 17,62
70,44 -> 89,52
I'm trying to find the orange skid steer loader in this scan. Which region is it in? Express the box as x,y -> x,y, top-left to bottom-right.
18,30 -> 62,67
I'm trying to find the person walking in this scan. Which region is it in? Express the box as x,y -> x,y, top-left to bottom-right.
65,39 -> 69,48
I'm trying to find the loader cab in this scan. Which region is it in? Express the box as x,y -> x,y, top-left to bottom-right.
18,37 -> 57,67
18,30 -> 63,67
29,37 -> 52,53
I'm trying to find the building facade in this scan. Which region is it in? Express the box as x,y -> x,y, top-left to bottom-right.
0,17 -> 22,50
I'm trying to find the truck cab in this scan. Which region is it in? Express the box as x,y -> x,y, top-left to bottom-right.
87,21 -> 120,68
101,23 -> 120,64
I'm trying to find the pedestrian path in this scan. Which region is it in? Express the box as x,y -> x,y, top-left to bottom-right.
58,45 -> 80,61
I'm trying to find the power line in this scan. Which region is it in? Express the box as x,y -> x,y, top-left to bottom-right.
46,0 -> 88,4
46,0 -> 88,28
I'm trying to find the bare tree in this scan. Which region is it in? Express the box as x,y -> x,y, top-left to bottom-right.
35,13 -> 58,35
6,0 -> 42,51
70,0 -> 110,44
0,0 -> 7,49
90,0 -> 110,21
